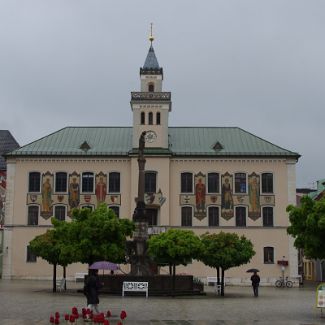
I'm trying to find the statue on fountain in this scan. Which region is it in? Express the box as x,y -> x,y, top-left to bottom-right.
127,131 -> 155,276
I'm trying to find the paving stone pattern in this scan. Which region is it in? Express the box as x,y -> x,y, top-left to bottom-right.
0,280 -> 324,325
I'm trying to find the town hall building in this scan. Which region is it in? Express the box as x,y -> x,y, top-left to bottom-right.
2,38 -> 300,284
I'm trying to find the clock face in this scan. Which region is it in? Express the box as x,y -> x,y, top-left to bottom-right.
144,130 -> 157,143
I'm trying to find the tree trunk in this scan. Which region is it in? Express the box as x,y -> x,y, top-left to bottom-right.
172,264 -> 176,297
169,264 -> 172,275
53,263 -> 57,293
63,266 -> 67,291
217,267 -> 220,285
221,268 -> 225,296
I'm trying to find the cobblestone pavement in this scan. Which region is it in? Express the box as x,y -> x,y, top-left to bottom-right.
0,280 -> 324,324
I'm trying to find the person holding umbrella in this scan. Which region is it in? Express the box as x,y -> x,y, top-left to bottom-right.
84,269 -> 103,313
248,269 -> 260,297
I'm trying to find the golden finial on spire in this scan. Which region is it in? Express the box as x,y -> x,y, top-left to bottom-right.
149,22 -> 154,44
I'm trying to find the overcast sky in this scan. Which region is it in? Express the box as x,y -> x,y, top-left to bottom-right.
0,0 -> 324,188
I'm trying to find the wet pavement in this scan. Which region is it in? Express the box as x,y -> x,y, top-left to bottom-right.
0,279 -> 324,324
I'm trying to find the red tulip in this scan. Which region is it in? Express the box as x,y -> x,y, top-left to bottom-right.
103,320 -> 110,325
50,315 -> 55,323
64,314 -> 69,321
69,315 -> 75,323
54,318 -> 60,324
72,307 -> 78,315
117,321 -> 123,325
106,310 -> 111,318
55,312 -> 60,318
120,310 -> 127,320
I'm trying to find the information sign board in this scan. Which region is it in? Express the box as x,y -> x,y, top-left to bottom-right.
316,283 -> 325,308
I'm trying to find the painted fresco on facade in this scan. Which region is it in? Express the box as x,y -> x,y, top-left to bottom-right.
179,194 -> 195,205
260,195 -> 275,205
194,172 -> 206,220
41,172 -> 53,219
248,172 -> 260,220
68,172 -> 80,209
221,172 -> 234,220
144,188 -> 166,207
95,172 -> 107,206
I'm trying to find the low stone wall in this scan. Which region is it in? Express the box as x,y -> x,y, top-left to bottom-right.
95,274 -> 204,295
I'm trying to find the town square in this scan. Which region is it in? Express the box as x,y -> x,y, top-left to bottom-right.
0,1 -> 325,324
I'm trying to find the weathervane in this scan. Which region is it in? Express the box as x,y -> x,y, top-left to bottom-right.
149,23 -> 154,44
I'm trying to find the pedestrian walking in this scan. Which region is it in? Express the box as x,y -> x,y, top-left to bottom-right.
251,271 -> 260,297
84,269 -> 103,313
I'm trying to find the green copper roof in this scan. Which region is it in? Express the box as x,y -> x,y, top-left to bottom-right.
6,126 -> 300,158
309,179 -> 325,200
168,127 -> 299,157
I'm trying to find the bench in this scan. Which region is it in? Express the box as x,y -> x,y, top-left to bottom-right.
56,278 -> 66,292
122,281 -> 148,298
75,272 -> 87,282
207,276 -> 222,294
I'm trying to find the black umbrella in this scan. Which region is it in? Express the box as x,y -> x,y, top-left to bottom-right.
247,268 -> 259,273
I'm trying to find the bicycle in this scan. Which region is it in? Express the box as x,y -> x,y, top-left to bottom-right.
275,276 -> 293,288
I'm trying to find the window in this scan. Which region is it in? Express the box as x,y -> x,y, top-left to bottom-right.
147,208 -> 158,226
109,206 -> 120,218
264,247 -> 274,264
145,172 -> 156,193
263,207 -> 273,227
156,112 -> 161,125
181,206 -> 192,226
208,206 -> 219,226
148,112 -> 153,125
262,173 -> 273,193
54,206 -> 66,221
181,173 -> 193,193
28,172 -> 40,192
82,172 -> 94,193
208,173 -> 219,193
109,172 -> 120,193
27,246 -> 37,263
236,206 -> 246,226
235,173 -> 247,193
55,172 -> 67,192
81,205 -> 94,211
148,83 -> 154,92
141,112 -> 145,125
27,206 -> 39,225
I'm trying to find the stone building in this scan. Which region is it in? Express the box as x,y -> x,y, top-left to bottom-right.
0,130 -> 19,277
2,41 -> 300,284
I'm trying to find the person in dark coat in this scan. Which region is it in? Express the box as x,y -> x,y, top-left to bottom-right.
251,271 -> 260,297
84,269 -> 103,313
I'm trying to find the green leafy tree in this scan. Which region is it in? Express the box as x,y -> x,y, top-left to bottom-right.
29,229 -> 72,292
287,196 -> 325,259
30,204 -> 134,292
199,232 -> 255,296
147,228 -> 202,296
56,204 -> 135,265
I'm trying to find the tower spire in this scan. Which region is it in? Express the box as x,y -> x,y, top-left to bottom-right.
149,23 -> 154,44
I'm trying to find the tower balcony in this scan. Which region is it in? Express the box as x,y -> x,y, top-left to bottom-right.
131,92 -> 171,101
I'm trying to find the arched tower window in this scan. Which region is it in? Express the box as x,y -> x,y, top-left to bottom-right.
156,112 -> 161,125
141,112 -> 145,125
148,83 -> 154,92
148,112 -> 153,125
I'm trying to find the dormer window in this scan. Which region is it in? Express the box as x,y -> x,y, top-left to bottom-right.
148,83 -> 154,92
156,112 -> 161,125
141,112 -> 145,125
148,112 -> 153,125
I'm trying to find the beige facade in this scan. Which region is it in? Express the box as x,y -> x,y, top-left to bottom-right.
2,43 -> 300,284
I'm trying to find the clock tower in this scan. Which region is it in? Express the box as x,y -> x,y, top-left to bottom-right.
131,29 -> 172,149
